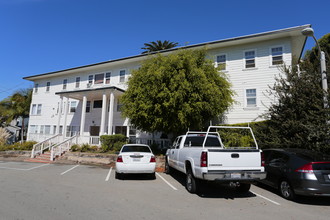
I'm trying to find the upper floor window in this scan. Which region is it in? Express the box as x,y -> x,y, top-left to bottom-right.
95,73 -> 104,84
216,54 -> 226,71
246,89 -> 257,107
63,79 -> 68,90
86,101 -> 91,113
31,104 -> 42,115
46,82 -> 50,92
120,70 -> 126,82
34,83 -> 39,93
88,75 -> 93,86
75,77 -> 80,88
105,72 -> 111,84
244,50 -> 256,68
271,46 -> 283,65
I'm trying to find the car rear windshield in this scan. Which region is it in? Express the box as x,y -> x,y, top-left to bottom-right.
121,145 -> 151,153
184,136 -> 221,147
312,162 -> 330,171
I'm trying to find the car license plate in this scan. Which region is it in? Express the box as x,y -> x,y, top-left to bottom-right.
133,158 -> 140,162
231,173 -> 241,178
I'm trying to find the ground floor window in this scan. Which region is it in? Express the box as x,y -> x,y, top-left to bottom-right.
66,126 -> 79,137
115,126 -> 127,136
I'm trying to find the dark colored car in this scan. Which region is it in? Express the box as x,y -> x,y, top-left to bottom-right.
260,148 -> 330,200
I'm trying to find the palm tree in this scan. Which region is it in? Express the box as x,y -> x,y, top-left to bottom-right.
141,40 -> 179,54
0,89 -> 32,142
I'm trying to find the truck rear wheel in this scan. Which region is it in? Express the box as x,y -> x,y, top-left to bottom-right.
165,159 -> 171,174
186,169 -> 198,193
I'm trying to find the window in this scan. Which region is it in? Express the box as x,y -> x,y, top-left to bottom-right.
271,47 -> 283,65
115,126 -> 127,136
34,83 -> 38,93
88,75 -> 93,86
216,54 -> 226,70
63,79 -> 68,90
46,82 -> 50,92
66,126 -> 79,137
86,101 -> 91,112
75,77 -> 80,88
95,73 -> 104,84
37,104 -> 42,114
40,125 -> 44,134
29,125 -> 38,134
120,70 -> 125,82
105,72 -> 111,84
246,89 -> 257,107
31,104 -> 42,115
93,100 -> 103,108
244,50 -> 256,68
70,101 -> 77,113
117,99 -> 123,112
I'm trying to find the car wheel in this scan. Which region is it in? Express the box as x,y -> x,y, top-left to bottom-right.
237,183 -> 251,193
186,169 -> 198,193
279,180 -> 295,200
115,172 -> 122,180
165,159 -> 172,174
150,172 -> 156,180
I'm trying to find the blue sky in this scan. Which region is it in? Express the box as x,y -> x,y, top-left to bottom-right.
0,0 -> 329,100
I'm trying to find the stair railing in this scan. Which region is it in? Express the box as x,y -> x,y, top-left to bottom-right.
31,134 -> 61,158
50,135 -> 78,161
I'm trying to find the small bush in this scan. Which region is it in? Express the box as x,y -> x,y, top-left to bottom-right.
89,145 -> 100,152
70,144 -> 80,152
113,141 -> 126,152
80,143 -> 90,152
0,141 -> 37,151
100,134 -> 127,152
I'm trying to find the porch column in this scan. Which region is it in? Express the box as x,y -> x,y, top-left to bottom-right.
56,96 -> 63,134
100,93 -> 107,135
107,91 -> 115,135
62,97 -> 69,140
80,95 -> 87,136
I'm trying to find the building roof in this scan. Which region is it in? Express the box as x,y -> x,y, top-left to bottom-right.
23,24 -> 311,81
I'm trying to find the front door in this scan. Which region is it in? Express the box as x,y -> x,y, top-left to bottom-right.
90,126 -> 100,136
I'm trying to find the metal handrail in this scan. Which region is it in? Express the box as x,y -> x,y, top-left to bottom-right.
31,134 -> 61,158
50,135 -> 78,161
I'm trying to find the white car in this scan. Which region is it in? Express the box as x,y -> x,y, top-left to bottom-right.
115,144 -> 156,179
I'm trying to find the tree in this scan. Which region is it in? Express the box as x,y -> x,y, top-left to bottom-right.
121,48 -> 234,136
141,40 -> 178,54
264,63 -> 330,153
0,89 -> 32,142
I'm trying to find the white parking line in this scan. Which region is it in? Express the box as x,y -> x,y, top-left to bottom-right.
156,173 -> 178,191
0,163 -> 49,171
60,165 -> 80,175
105,167 -> 112,181
251,190 -> 281,206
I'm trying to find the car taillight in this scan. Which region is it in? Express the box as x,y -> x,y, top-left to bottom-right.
295,162 -> 314,174
261,152 -> 265,167
116,156 -> 123,163
150,156 -> 156,163
201,151 -> 208,167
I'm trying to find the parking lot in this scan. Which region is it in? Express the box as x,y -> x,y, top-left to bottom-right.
1,161 -> 330,220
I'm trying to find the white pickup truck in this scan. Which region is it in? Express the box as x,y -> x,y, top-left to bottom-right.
165,126 -> 266,193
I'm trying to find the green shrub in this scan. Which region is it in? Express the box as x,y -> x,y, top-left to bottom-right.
90,145 -> 100,152
100,134 -> 127,152
80,143 -> 90,152
113,141 -> 126,152
70,144 -> 80,152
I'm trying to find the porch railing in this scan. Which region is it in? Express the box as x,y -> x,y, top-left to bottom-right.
31,134 -> 61,158
50,135 -> 78,161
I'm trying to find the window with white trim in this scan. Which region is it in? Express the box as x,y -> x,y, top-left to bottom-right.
34,83 -> 38,93
105,72 -> 111,84
31,104 -> 42,115
86,101 -> 91,113
246,89 -> 257,107
120,70 -> 125,82
29,125 -> 38,134
244,50 -> 256,68
271,46 -> 283,65
88,75 -> 93,86
75,77 -> 80,88
95,73 -> 104,84
69,101 -> 77,113
46,82 -> 50,92
63,79 -> 68,90
216,54 -> 226,70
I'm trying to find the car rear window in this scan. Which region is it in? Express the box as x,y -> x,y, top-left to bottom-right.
121,145 -> 151,153
312,162 -> 330,170
184,136 -> 221,147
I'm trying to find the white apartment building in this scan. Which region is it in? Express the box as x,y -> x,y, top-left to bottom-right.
24,25 -> 310,147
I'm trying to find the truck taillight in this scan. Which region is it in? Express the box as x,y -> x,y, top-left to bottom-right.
261,152 -> 265,167
116,156 -> 123,163
201,152 -> 208,167
150,156 -> 156,163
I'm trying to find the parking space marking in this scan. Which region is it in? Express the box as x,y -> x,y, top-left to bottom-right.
60,165 -> 80,175
0,163 -> 49,171
156,173 -> 178,191
251,190 -> 280,206
105,167 -> 112,181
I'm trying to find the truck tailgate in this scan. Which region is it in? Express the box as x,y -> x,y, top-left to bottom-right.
207,149 -> 262,170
